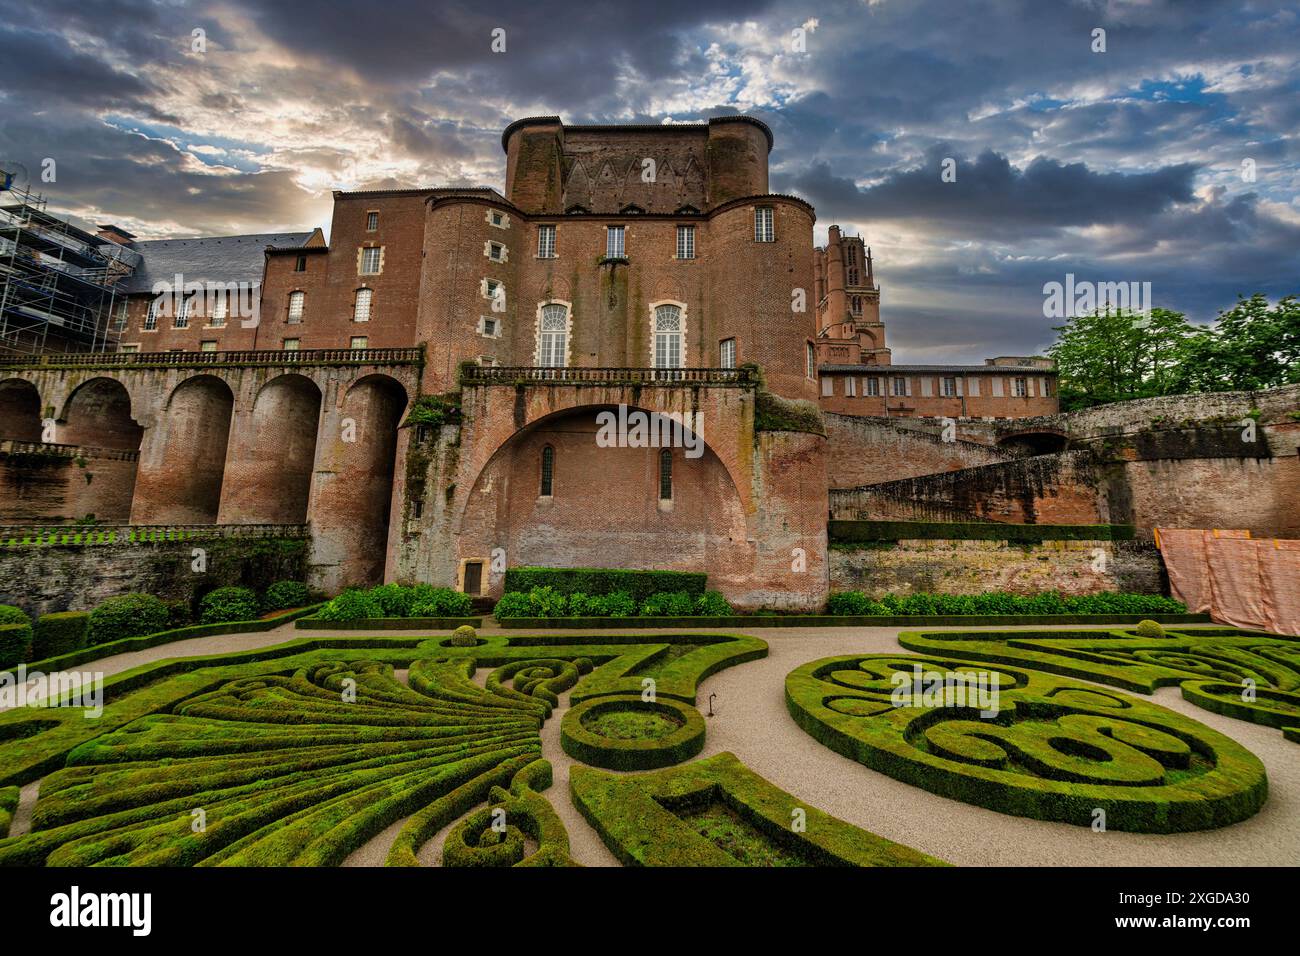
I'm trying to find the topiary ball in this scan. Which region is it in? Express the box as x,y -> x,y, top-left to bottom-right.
1135,619 -> 1166,639
448,625 -> 478,647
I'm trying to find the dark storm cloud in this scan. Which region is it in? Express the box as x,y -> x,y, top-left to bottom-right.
0,0 -> 1297,359
781,149 -> 1199,237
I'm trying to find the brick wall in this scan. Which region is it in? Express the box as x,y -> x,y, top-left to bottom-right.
825,413 -> 1009,488
830,538 -> 1165,597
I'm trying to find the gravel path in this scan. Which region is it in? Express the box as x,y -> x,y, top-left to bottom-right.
7,621 -> 1297,866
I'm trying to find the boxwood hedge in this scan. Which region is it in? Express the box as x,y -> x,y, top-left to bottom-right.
570,752 -> 946,867
31,612 -> 90,661
785,653 -> 1268,832
0,622 -> 33,670
561,695 -> 706,770
502,567 -> 706,603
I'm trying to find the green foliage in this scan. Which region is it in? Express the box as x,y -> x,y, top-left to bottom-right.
1135,619 -> 1166,639
502,567 -> 706,603
0,786 -> 17,839
408,586 -> 473,618
448,625 -> 478,647
198,586 -> 260,625
571,752 -> 947,867
492,591 -> 533,620
898,625 -> 1300,742
825,590 -> 1185,617
1048,294 -> 1300,409
262,581 -> 311,612
315,589 -> 385,622
0,605 -> 30,627
786,654 -> 1268,832
163,599 -> 192,629
496,586 -> 728,620
402,392 -> 461,431
87,593 -> 170,646
695,591 -> 732,616
561,695 -> 706,770
754,389 -> 826,436
440,760 -> 576,867
639,590 -> 696,617
0,623 -> 33,670
830,521 -> 1136,543
31,612 -> 90,660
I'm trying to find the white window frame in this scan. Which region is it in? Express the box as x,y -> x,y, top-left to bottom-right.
537,224 -> 556,259
719,337 -> 736,369
359,246 -> 382,275
648,301 -> 686,371
1014,377 -> 1028,397
287,291 -> 305,324
282,338 -> 301,351
806,343 -> 815,379
350,335 -> 369,350
478,315 -> 501,339
676,224 -> 695,259
535,300 -> 571,368
866,376 -> 881,397
353,287 -> 373,323
941,376 -> 957,398
606,225 -> 625,259
754,206 -> 774,242
200,340 -> 218,352
485,240 -> 508,263
143,298 -> 159,331
209,291 -> 227,327
365,211 -> 379,232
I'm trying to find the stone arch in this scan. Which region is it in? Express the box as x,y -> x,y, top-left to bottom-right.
456,403 -> 750,593
131,374 -> 235,524
59,377 -> 143,451
218,374 -> 323,524
996,429 -> 1069,456
0,379 -> 43,442
308,373 -> 409,585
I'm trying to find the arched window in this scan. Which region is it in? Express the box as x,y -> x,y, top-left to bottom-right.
659,448 -> 672,501
537,304 -> 568,368
654,305 -> 683,372
540,444 -> 555,496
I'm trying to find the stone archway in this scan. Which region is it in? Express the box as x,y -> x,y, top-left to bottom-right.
0,379 -> 43,442
131,375 -> 235,524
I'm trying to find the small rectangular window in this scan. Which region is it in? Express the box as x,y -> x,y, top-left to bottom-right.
866,377 -> 880,397
200,340 -> 218,352
491,211 -> 504,226
144,299 -> 159,330
360,246 -> 381,274
283,338 -> 300,350
659,449 -> 672,501
719,338 -> 736,369
366,211 -> 379,231
173,296 -> 191,329
412,499 -> 425,519
294,255 -> 307,272
755,206 -> 774,242
351,336 -> 369,350
479,316 -> 499,338
942,376 -> 957,397
119,344 -> 139,354
537,224 -> 556,258
210,292 -> 227,327
488,241 -> 505,262
606,225 -> 625,258
1014,377 -> 1028,397
676,224 -> 695,259
353,288 -> 372,322
287,291 -> 305,323
892,377 -> 907,397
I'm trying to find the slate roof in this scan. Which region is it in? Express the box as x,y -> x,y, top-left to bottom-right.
118,232 -> 314,295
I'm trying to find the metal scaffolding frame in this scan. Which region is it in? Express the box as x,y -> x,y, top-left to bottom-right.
0,171 -> 139,357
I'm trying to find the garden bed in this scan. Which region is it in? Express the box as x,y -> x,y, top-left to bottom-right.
3,604 -> 324,678
296,616 -> 483,630
495,612 -> 1211,629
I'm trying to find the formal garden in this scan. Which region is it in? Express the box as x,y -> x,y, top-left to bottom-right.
0,568 -> 1295,868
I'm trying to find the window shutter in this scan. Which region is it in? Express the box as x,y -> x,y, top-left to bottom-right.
904,377 -> 912,397
992,377 -> 1004,397
968,377 -> 980,397
955,377 -> 964,397
920,377 -> 933,397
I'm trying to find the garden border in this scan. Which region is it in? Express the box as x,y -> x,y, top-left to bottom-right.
495,612 -> 1210,629
560,694 -> 705,770
296,616 -> 483,630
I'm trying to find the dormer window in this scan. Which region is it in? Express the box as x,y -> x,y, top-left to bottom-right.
619,203 -> 645,215
564,204 -> 590,215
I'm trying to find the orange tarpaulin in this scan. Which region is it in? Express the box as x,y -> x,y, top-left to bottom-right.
1155,528 -> 1300,636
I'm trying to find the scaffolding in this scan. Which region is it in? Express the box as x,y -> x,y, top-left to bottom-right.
0,170 -> 140,357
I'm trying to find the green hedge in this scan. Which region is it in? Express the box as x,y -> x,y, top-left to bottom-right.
87,593 -> 170,646
785,654 -> 1268,833
262,581 -> 311,612
439,759 -> 576,867
316,585 -> 473,622
0,785 -> 17,839
496,612 -> 1210,629
297,616 -> 483,631
494,586 -> 729,620
199,586 -> 260,625
829,520 -> 1137,543
899,625 -> 1299,742
0,623 -> 32,670
826,590 -> 1185,616
31,612 -> 90,660
571,752 -> 946,867
560,695 -> 706,770
502,567 -> 707,603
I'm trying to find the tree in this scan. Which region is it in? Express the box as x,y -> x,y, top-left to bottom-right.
1047,306 -> 1198,410
1175,294 -> 1300,393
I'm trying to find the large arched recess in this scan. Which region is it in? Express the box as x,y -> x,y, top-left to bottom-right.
0,379 -> 43,442
457,405 -> 751,594
60,377 -> 143,450
131,375 -> 235,524
311,373 -> 408,585
218,374 -> 322,524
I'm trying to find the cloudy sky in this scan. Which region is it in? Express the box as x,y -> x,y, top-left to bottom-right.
2,0 -> 1297,362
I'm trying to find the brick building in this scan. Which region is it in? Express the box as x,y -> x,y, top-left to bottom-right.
0,115 -> 1076,608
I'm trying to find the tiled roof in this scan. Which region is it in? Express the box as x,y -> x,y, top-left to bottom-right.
120,232 -> 313,294
820,364 -> 1055,374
